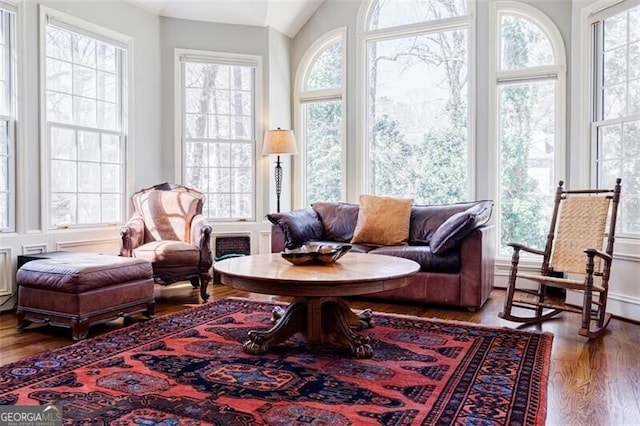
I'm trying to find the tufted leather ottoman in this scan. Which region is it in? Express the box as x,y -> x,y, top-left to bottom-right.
16,254 -> 155,340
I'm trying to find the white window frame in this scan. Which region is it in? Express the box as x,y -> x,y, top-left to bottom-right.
489,1 -> 567,259
0,2 -> 15,233
588,0 -> 640,239
174,48 -> 262,222
356,0 -> 476,201
294,27 -> 347,207
39,6 -> 132,230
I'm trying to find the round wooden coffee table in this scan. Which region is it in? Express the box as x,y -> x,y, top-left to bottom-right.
214,252 -> 419,358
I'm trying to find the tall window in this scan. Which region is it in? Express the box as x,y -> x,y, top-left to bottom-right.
179,52 -> 257,221
296,28 -> 345,206
362,0 -> 470,203
495,4 -> 566,255
44,12 -> 127,228
591,1 -> 640,237
0,6 -> 15,232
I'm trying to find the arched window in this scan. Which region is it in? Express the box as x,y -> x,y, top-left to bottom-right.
492,2 -> 566,255
295,28 -> 346,206
359,0 -> 472,203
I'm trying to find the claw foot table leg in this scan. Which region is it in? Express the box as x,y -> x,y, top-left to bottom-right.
243,301 -> 306,355
322,300 -> 374,359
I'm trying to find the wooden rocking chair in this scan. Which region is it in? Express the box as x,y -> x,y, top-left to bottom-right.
499,178 -> 621,338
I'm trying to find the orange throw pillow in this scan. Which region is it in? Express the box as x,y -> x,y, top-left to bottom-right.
351,195 -> 413,246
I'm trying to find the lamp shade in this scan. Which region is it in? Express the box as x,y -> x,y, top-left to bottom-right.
262,128 -> 298,155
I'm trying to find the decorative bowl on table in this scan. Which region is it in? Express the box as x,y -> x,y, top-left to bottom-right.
281,244 -> 352,265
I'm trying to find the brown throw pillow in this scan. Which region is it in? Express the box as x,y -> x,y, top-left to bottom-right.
351,195 -> 413,246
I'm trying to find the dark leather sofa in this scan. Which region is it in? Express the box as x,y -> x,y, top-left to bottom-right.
268,200 -> 495,310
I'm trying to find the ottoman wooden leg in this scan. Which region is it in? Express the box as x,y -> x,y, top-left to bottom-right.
71,318 -> 90,341
16,310 -> 31,330
144,301 -> 156,318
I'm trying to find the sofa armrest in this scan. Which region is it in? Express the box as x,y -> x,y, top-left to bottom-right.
120,214 -> 145,257
271,224 -> 286,253
458,225 -> 495,309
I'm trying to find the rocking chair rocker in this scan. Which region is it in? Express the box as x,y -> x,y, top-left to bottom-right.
499,178 -> 621,338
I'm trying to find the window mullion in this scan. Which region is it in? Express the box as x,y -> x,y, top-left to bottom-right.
364,15 -> 470,41
299,90 -> 342,102
497,74 -> 557,85
592,21 -> 602,122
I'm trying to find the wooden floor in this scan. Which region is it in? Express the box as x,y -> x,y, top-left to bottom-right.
1,283 -> 640,426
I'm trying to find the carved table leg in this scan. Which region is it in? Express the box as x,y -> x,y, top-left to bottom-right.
329,298 -> 374,330
271,305 -> 285,323
322,300 -> 374,359
351,308 -> 374,330
243,298 -> 375,358
243,301 -> 306,355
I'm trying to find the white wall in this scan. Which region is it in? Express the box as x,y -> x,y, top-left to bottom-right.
265,27 -> 294,213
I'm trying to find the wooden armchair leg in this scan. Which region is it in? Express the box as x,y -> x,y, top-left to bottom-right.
199,273 -> 210,302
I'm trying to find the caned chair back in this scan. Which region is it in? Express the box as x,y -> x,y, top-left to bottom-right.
549,195 -> 612,275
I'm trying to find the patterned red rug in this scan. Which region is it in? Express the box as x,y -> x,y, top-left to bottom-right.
0,298 -> 552,425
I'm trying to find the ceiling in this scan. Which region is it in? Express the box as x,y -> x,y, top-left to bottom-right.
126,0 -> 326,38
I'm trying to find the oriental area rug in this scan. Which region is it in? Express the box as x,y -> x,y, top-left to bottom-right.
0,298 -> 553,425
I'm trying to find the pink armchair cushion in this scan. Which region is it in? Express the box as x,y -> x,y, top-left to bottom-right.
133,241 -> 200,266
135,191 -> 203,243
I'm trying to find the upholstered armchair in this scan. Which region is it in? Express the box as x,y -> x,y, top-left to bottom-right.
120,183 -> 213,301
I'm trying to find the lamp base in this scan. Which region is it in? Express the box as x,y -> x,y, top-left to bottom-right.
274,155 -> 282,212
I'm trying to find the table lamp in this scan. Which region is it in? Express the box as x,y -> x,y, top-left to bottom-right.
262,128 -> 298,212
